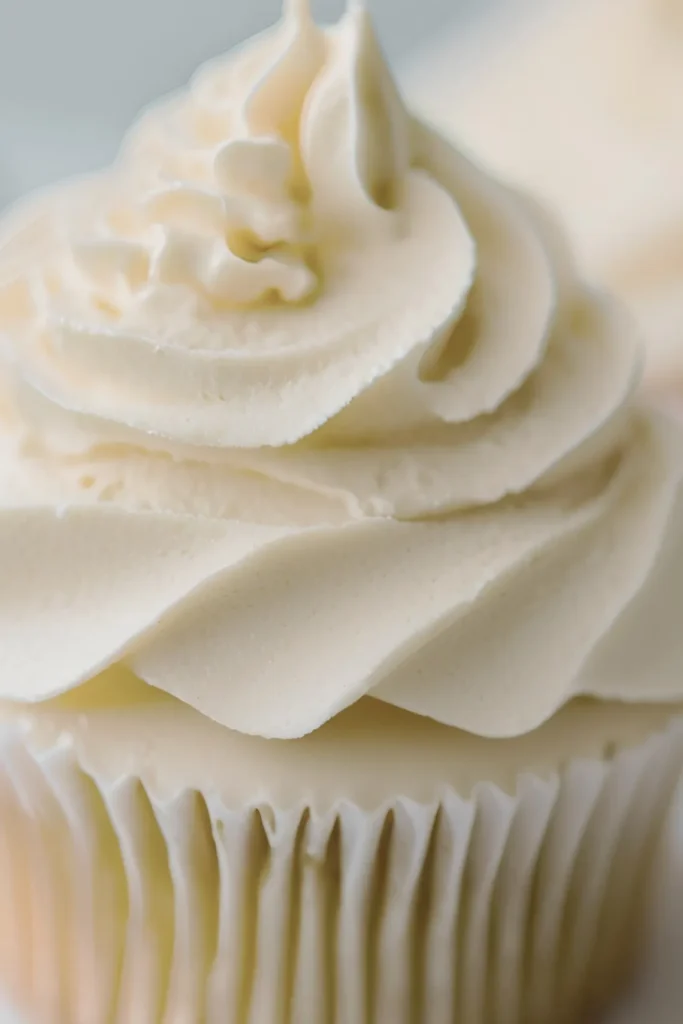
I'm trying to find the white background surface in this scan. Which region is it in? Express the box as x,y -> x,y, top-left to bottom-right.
0,1 -> 680,1021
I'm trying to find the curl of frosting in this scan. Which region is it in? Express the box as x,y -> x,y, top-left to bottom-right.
0,0 -> 682,739
408,0 -> 683,389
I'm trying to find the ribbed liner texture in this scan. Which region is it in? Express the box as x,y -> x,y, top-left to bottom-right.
0,719 -> 682,1024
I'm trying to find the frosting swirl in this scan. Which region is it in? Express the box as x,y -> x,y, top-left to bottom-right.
0,0 -> 682,739
408,0 -> 683,389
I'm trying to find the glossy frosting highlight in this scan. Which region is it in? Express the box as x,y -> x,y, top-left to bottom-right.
0,0 -> 683,738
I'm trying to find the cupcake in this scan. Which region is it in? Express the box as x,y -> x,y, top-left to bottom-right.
407,0 -> 683,403
1,1 -> 683,1022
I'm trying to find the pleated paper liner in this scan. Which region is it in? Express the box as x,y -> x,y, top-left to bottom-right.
0,709 -> 682,1024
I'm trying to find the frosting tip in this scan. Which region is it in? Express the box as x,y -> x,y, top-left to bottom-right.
284,0 -> 313,23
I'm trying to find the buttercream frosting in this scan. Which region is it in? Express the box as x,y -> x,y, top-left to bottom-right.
0,0 -> 683,738
407,0 -> 683,389
15,665 -> 682,804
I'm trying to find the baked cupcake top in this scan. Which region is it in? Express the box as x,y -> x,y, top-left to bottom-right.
408,0 -> 683,391
0,0 -> 682,739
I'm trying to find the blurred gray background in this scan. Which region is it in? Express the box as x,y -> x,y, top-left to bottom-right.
0,0 -> 494,209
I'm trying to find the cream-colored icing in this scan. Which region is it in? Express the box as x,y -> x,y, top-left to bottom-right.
407,0 -> 683,387
8,665 -> 682,805
0,0 -> 683,738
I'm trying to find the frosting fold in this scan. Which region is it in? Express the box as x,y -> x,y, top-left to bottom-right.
0,0 -> 682,738
407,0 -> 683,388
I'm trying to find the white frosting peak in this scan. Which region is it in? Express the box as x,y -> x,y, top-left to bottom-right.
302,2 -> 410,231
0,2 -> 683,739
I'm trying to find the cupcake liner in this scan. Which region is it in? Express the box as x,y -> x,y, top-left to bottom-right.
0,717 -> 682,1024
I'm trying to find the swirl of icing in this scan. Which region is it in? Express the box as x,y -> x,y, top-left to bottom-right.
409,0 -> 683,391
0,0 -> 682,739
